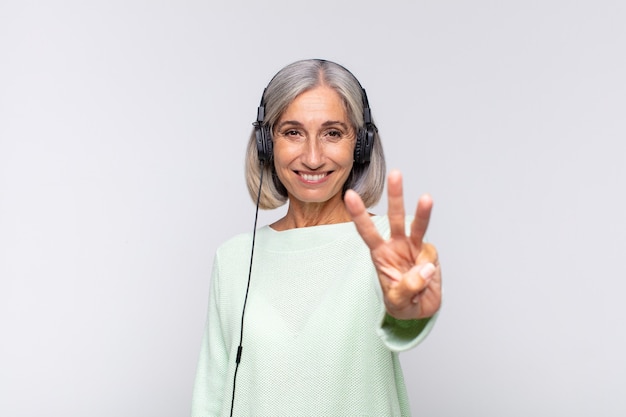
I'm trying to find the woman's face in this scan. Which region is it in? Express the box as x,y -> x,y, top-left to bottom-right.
272,85 -> 356,207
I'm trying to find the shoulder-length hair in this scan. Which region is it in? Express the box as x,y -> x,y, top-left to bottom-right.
245,59 -> 386,209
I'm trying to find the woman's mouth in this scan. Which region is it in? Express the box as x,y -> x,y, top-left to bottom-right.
299,172 -> 329,182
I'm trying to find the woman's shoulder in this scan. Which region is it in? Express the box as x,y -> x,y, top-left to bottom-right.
214,230 -> 255,257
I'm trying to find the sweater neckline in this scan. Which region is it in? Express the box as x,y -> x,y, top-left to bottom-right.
256,215 -> 385,252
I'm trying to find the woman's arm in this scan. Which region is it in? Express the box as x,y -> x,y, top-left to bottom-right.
191,261 -> 229,417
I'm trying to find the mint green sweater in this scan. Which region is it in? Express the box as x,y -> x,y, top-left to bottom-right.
191,216 -> 436,416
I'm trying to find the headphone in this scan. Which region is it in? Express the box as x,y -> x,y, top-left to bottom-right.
253,61 -> 377,164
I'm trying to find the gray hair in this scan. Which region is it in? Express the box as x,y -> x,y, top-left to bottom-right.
245,59 -> 386,209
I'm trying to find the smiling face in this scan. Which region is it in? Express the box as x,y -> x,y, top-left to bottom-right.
272,85 -> 356,209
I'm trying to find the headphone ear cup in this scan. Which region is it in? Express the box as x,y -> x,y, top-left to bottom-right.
354,128 -> 364,164
354,125 -> 374,164
255,124 -> 273,162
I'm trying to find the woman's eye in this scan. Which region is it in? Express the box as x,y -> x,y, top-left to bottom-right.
280,129 -> 306,142
324,130 -> 343,141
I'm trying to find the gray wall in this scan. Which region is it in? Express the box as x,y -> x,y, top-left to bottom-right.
1,1 -> 624,416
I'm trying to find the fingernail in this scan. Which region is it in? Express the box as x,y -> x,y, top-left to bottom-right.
420,263 -> 436,281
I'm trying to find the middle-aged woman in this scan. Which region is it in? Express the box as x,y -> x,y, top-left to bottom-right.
191,59 -> 442,416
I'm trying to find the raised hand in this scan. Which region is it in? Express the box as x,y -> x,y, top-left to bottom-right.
344,170 -> 442,320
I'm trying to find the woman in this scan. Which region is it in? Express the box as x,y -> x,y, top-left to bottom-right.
192,59 -> 442,416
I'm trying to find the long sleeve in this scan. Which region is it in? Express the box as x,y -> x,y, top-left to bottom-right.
191,259 -> 229,417
377,312 -> 438,352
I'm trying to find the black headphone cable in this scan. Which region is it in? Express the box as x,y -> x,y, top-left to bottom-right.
229,160 -> 265,417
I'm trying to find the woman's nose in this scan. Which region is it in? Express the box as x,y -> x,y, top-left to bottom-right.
301,137 -> 323,169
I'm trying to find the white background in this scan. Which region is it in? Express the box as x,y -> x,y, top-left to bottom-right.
1,1 -> 625,416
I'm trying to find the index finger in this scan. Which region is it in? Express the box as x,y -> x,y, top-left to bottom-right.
345,189 -> 385,250
409,194 -> 433,248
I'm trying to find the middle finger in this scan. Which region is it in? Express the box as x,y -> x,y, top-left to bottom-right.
387,170 -> 406,238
